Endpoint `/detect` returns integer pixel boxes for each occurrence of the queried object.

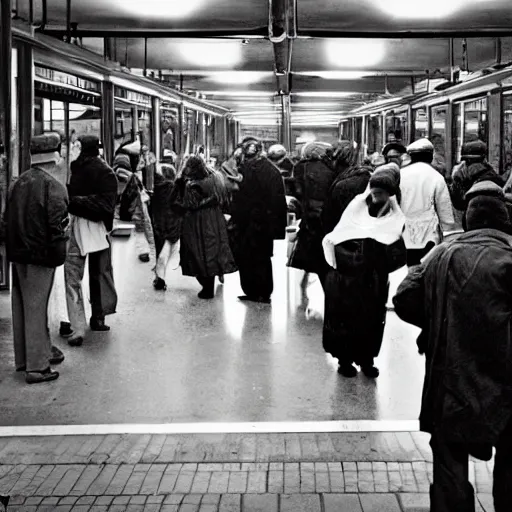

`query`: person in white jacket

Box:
[400,138,455,267]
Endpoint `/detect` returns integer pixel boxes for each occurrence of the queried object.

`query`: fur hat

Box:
[465,180,505,202]
[465,195,510,232]
[30,133,62,165]
[461,140,487,160]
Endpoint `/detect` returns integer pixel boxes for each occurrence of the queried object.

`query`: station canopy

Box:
[16,0,512,126]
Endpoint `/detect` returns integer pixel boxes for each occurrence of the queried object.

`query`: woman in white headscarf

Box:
[322,163,406,379]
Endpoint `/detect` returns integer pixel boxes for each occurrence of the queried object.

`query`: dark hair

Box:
[183,156,209,181]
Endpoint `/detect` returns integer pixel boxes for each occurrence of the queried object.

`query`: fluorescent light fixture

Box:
[293,91,357,98]
[374,0,492,19]
[205,91,276,97]
[299,71,368,80]
[325,40,385,68]
[176,40,243,68]
[205,72,271,85]
[121,0,204,18]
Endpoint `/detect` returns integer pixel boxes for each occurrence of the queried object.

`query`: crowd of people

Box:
[1,129,512,511]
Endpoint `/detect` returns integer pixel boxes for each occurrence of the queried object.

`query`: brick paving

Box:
[0,433,496,511]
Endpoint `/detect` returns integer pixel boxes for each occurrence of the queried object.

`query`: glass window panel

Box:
[367,115,382,154]
[454,103,462,162]
[138,109,153,152]
[503,95,512,181]
[430,105,447,175]
[161,109,178,157]
[385,112,407,144]
[413,108,428,140]
[114,105,134,152]
[463,97,488,148]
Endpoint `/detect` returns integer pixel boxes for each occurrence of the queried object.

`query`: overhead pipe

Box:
[66,0,72,43]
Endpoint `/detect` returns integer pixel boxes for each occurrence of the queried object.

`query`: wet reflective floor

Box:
[0,235,423,426]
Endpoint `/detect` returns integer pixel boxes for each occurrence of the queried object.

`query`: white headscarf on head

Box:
[322,186,405,269]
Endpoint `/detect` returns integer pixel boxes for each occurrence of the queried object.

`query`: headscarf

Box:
[182,155,209,181]
[241,138,263,159]
[322,185,405,269]
[369,163,401,197]
[267,144,287,162]
[464,195,510,233]
[332,140,357,168]
[301,141,333,161]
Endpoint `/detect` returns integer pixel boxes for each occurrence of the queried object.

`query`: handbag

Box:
[72,215,109,257]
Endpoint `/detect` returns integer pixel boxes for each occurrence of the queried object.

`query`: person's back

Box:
[6,167,68,268]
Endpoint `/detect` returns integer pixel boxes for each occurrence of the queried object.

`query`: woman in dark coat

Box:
[288,141,336,287]
[322,164,406,379]
[171,156,237,299]
[322,141,372,235]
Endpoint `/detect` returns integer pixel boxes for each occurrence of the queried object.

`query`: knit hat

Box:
[382,142,406,156]
[465,195,510,232]
[267,144,287,161]
[461,140,487,160]
[369,163,401,196]
[30,132,62,165]
[407,138,434,154]
[114,153,132,171]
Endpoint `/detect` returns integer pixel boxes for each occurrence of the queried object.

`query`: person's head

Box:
[267,144,287,163]
[464,195,511,233]
[79,135,101,158]
[461,140,487,165]
[30,132,63,172]
[369,163,401,205]
[182,155,209,181]
[407,138,434,165]
[301,141,334,162]
[332,140,357,172]
[464,180,505,203]
[241,137,263,160]
[162,149,177,165]
[382,142,407,167]
[158,163,177,182]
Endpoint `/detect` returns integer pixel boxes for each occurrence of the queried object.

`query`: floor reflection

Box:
[0,234,424,426]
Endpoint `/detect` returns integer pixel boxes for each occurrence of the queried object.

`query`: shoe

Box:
[198,289,214,299]
[138,253,150,263]
[16,345,65,372]
[50,345,65,365]
[26,368,59,384]
[238,295,271,304]
[338,364,358,378]
[153,277,167,291]
[68,336,84,347]
[59,321,74,338]
[90,318,110,331]
[362,366,380,378]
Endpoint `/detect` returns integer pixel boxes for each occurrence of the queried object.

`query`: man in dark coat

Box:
[393,194,512,512]
[230,138,287,303]
[2,133,69,384]
[61,135,118,346]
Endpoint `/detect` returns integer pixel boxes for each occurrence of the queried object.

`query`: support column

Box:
[280,93,291,152]
[104,38,115,61]
[199,112,206,149]
[101,81,115,166]
[445,102,454,178]
[488,92,502,173]
[132,106,138,142]
[152,96,160,161]
[0,0,12,290]
[223,116,230,158]
[177,103,185,156]
[18,42,33,177]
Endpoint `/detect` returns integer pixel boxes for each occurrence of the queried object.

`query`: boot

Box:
[90,317,110,331]
[26,368,59,384]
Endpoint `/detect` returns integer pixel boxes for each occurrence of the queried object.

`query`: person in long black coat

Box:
[288,141,336,288]
[230,139,287,303]
[322,164,405,379]
[171,156,237,299]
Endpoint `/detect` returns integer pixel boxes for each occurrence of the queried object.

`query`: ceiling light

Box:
[325,40,385,68]
[205,91,276,97]
[175,41,242,68]
[294,92,357,98]
[374,0,492,19]
[121,0,204,18]
[299,71,368,80]
[205,72,271,85]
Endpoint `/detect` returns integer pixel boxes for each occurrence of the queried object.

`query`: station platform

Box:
[0,234,495,511]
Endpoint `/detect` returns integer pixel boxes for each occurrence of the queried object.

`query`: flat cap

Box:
[407,138,434,154]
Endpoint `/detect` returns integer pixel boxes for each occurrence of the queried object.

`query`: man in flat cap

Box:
[382,142,407,168]
[61,135,118,346]
[400,138,455,267]
[2,133,69,384]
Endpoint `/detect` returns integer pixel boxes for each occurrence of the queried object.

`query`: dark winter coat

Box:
[288,159,336,274]
[393,229,512,444]
[322,166,372,235]
[172,174,237,278]
[151,173,181,249]
[4,167,69,267]
[68,156,118,232]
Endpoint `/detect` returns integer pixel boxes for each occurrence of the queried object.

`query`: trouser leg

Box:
[64,231,88,338]
[141,200,156,262]
[88,242,117,320]
[11,264,26,370]
[429,435,475,512]
[16,263,55,372]
[493,418,512,512]
[197,276,215,296]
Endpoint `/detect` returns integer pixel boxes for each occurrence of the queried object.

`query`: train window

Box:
[114,106,134,152]
[413,108,428,140]
[385,112,407,144]
[464,98,488,145]
[68,103,102,164]
[503,95,512,180]
[354,117,363,148]
[430,105,448,174]
[161,109,178,157]
[367,115,383,154]
[138,109,153,152]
